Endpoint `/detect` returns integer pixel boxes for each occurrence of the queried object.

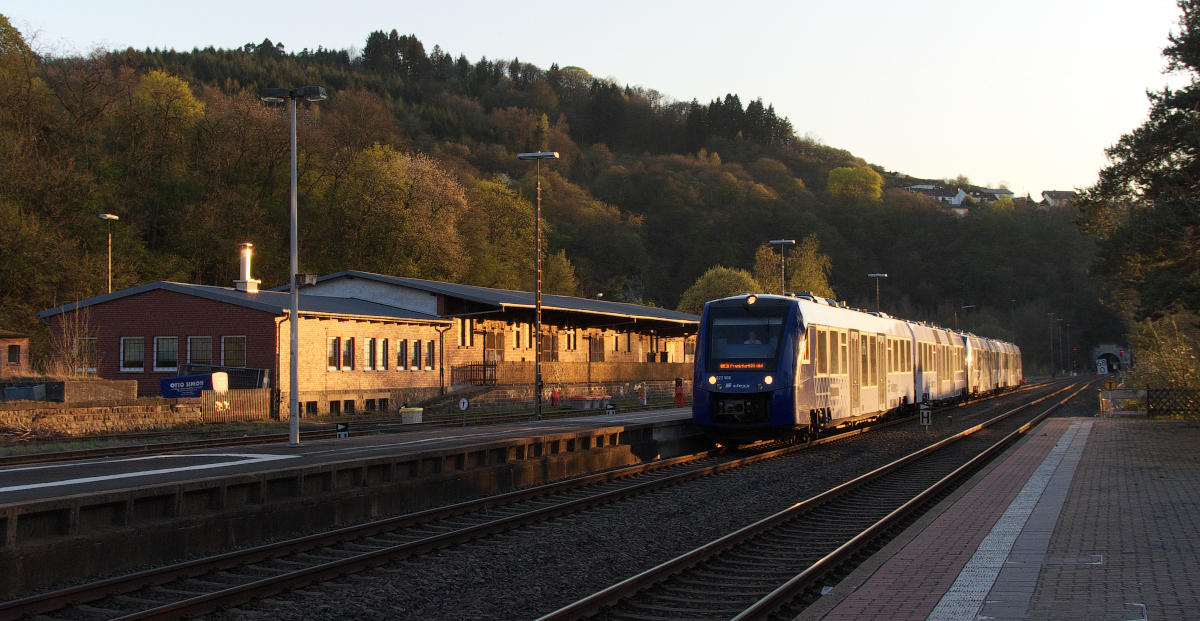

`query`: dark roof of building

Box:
[1042,190,1078,200]
[38,281,449,323]
[907,186,957,198]
[307,271,700,324]
[0,329,28,338]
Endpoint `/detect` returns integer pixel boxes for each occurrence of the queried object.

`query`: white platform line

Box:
[0,454,299,494]
[925,420,1090,621]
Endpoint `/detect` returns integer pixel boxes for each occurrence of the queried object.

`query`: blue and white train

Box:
[692,293,1022,444]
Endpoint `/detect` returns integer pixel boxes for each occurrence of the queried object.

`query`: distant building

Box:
[1041,190,1078,207]
[38,263,699,414]
[0,330,30,378]
[905,185,961,204]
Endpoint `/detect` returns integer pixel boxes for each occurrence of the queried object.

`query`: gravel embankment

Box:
[209,383,1092,621]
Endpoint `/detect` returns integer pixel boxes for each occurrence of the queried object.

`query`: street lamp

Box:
[99,214,119,294]
[1047,312,1055,377]
[868,274,888,312]
[260,85,327,447]
[1010,299,1016,344]
[957,305,975,330]
[517,151,560,421]
[768,240,795,295]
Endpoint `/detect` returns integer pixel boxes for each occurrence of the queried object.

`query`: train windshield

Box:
[705,304,790,372]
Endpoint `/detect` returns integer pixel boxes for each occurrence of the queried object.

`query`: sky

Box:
[5,0,1185,200]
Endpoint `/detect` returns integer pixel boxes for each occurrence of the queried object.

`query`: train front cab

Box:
[692,295,803,442]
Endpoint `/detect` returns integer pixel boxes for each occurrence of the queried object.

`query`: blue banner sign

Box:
[161,373,227,398]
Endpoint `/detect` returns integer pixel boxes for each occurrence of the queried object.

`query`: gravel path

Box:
[208,384,1088,621]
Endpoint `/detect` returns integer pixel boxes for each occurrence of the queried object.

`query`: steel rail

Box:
[0,380,1064,621]
[533,380,1084,621]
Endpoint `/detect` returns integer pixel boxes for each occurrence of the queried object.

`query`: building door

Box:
[849,330,861,414]
[878,336,887,407]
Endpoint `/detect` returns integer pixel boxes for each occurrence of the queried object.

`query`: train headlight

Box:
[747,294,757,304]
[764,375,774,385]
[708,375,717,385]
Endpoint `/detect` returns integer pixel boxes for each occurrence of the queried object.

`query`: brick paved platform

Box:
[799,417,1200,621]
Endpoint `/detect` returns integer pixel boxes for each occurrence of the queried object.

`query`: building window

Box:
[457,318,474,347]
[154,337,179,372]
[327,337,341,370]
[514,323,521,349]
[527,323,533,349]
[75,338,97,373]
[188,337,212,365]
[341,337,355,370]
[366,338,377,371]
[222,336,247,368]
[381,339,389,370]
[425,340,435,370]
[625,332,632,352]
[120,337,144,372]
[411,340,422,369]
[6,344,19,365]
[397,339,408,370]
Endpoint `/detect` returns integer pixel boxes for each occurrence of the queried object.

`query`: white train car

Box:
[797,297,916,426]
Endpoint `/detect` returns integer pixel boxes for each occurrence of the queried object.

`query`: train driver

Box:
[744,331,763,345]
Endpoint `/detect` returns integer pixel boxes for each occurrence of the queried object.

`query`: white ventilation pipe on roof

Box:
[234,243,261,293]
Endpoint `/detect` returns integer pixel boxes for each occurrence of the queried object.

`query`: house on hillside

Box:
[1041,190,1078,207]
[904,185,962,204]
[39,260,699,415]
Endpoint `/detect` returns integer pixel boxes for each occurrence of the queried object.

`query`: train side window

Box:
[839,332,848,375]
[803,327,813,363]
[817,329,828,375]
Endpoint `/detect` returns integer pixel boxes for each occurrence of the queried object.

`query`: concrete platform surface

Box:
[801,417,1200,621]
[0,408,690,504]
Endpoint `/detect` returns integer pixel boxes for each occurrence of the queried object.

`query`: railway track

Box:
[536,380,1091,621]
[0,380,1068,621]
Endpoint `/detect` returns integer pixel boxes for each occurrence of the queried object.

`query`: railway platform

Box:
[800,414,1200,621]
[0,407,699,596]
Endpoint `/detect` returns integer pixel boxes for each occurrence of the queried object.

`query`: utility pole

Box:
[868,274,888,312]
[769,240,795,294]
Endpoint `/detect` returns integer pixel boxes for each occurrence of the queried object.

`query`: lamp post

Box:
[1047,312,1055,377]
[517,151,560,421]
[958,305,975,330]
[868,274,888,312]
[260,85,327,446]
[1010,299,1016,343]
[769,239,795,295]
[1057,318,1064,375]
[99,214,119,294]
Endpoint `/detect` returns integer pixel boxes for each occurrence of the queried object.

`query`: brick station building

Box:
[39,270,699,415]
[0,329,31,379]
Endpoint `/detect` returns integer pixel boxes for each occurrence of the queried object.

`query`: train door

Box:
[849,330,861,414]
[877,335,887,408]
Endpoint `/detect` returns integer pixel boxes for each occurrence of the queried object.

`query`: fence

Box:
[452,361,692,387]
[1147,388,1200,417]
[201,388,274,423]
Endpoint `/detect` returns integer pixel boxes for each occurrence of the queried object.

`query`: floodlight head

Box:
[259,87,290,103]
[868,273,888,278]
[296,86,327,102]
[769,239,796,245]
[99,213,119,221]
[517,151,560,160]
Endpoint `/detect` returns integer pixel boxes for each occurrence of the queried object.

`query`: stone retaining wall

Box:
[0,403,203,436]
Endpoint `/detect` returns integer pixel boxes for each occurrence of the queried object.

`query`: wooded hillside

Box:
[0,19,1117,374]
